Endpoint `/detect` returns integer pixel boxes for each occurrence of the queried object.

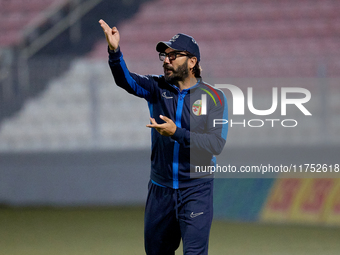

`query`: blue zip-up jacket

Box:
[108,47,228,189]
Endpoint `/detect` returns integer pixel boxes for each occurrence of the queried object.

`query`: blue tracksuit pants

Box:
[144,180,214,255]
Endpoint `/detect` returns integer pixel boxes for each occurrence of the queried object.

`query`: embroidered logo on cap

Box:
[170,34,180,42]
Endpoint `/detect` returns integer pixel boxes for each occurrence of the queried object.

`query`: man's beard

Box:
[163,60,189,85]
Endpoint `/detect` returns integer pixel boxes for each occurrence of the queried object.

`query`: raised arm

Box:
[99,19,156,101]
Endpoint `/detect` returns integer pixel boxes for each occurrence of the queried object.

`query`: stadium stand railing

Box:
[0,0,105,122]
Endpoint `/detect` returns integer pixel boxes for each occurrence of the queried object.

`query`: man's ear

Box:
[189,56,197,69]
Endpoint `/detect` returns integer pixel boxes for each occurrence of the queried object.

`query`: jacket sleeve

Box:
[108,47,155,101]
[171,91,228,155]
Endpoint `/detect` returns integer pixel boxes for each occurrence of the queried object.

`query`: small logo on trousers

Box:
[190,212,204,218]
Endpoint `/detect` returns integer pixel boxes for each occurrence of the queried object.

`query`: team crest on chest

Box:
[192,100,202,116]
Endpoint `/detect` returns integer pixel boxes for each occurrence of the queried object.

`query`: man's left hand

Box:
[146,115,177,136]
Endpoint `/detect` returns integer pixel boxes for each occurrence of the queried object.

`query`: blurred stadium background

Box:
[1,0,340,254]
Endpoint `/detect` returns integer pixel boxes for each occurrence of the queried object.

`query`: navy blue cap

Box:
[156,33,200,62]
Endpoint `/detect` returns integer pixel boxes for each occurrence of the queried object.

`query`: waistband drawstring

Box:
[174,189,183,220]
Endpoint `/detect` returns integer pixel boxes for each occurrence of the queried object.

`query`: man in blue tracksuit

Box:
[100,19,228,255]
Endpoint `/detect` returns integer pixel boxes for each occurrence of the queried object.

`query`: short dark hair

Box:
[191,61,202,78]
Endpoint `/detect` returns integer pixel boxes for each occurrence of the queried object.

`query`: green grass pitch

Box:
[1,206,340,255]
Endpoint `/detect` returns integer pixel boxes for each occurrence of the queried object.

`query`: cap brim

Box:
[156,41,173,53]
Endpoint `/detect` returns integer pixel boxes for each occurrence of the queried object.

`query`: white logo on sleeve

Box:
[190,212,204,218]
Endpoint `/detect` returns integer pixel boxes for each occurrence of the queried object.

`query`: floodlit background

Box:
[1,0,340,254]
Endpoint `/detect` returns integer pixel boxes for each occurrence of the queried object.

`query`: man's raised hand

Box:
[99,19,120,51]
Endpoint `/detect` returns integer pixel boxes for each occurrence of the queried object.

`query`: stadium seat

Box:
[0,0,60,47]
